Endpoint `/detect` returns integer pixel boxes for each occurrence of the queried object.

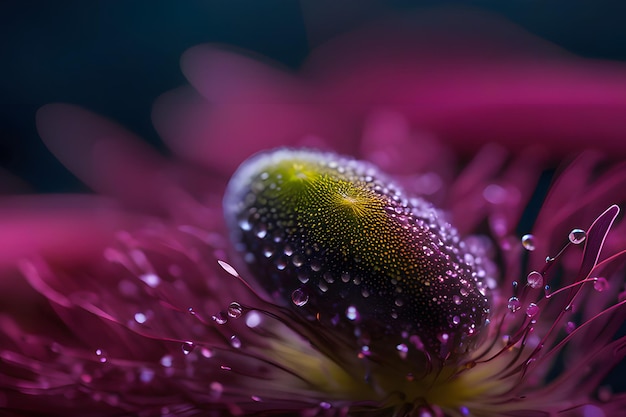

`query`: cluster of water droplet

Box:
[64,228,272,411]
[511,228,593,318]
[494,223,618,354]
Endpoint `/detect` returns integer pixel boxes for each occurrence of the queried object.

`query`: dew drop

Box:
[525,303,540,318]
[319,402,332,410]
[139,273,160,288]
[452,295,462,305]
[346,305,360,321]
[227,302,243,318]
[182,341,195,355]
[251,395,262,402]
[526,271,543,289]
[239,219,252,231]
[255,225,267,239]
[521,234,536,251]
[230,335,242,349]
[201,347,214,358]
[507,296,521,313]
[568,228,587,245]
[292,255,304,267]
[134,312,147,324]
[95,348,107,363]
[310,260,322,272]
[275,259,287,270]
[358,345,370,358]
[209,381,224,400]
[245,311,262,328]
[544,285,551,296]
[451,315,461,325]
[291,288,309,306]
[396,343,409,359]
[160,355,173,367]
[565,321,576,334]
[212,311,228,325]
[593,277,609,292]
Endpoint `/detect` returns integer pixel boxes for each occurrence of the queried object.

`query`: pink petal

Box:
[0,195,136,265]
[36,104,203,217]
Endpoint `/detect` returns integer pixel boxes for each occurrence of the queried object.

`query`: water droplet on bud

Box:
[291,288,309,306]
[346,305,360,321]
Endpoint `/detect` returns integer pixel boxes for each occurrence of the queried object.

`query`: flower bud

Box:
[224,149,490,360]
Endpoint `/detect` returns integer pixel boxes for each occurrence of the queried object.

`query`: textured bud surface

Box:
[224,149,491,360]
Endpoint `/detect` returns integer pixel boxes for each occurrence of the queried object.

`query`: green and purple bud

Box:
[224,149,491,361]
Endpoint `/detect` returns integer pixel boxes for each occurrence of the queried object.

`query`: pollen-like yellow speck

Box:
[332,187,374,217]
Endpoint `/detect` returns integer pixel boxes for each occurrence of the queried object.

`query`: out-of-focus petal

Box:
[36,104,216,222]
[154,47,360,174]
[158,8,626,177]
[0,195,137,265]
[305,11,626,156]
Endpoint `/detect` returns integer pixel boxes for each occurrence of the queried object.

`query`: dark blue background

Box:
[1,0,626,191]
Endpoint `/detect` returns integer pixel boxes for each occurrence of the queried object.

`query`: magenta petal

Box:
[0,195,135,265]
[303,11,626,157]
[577,205,620,280]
